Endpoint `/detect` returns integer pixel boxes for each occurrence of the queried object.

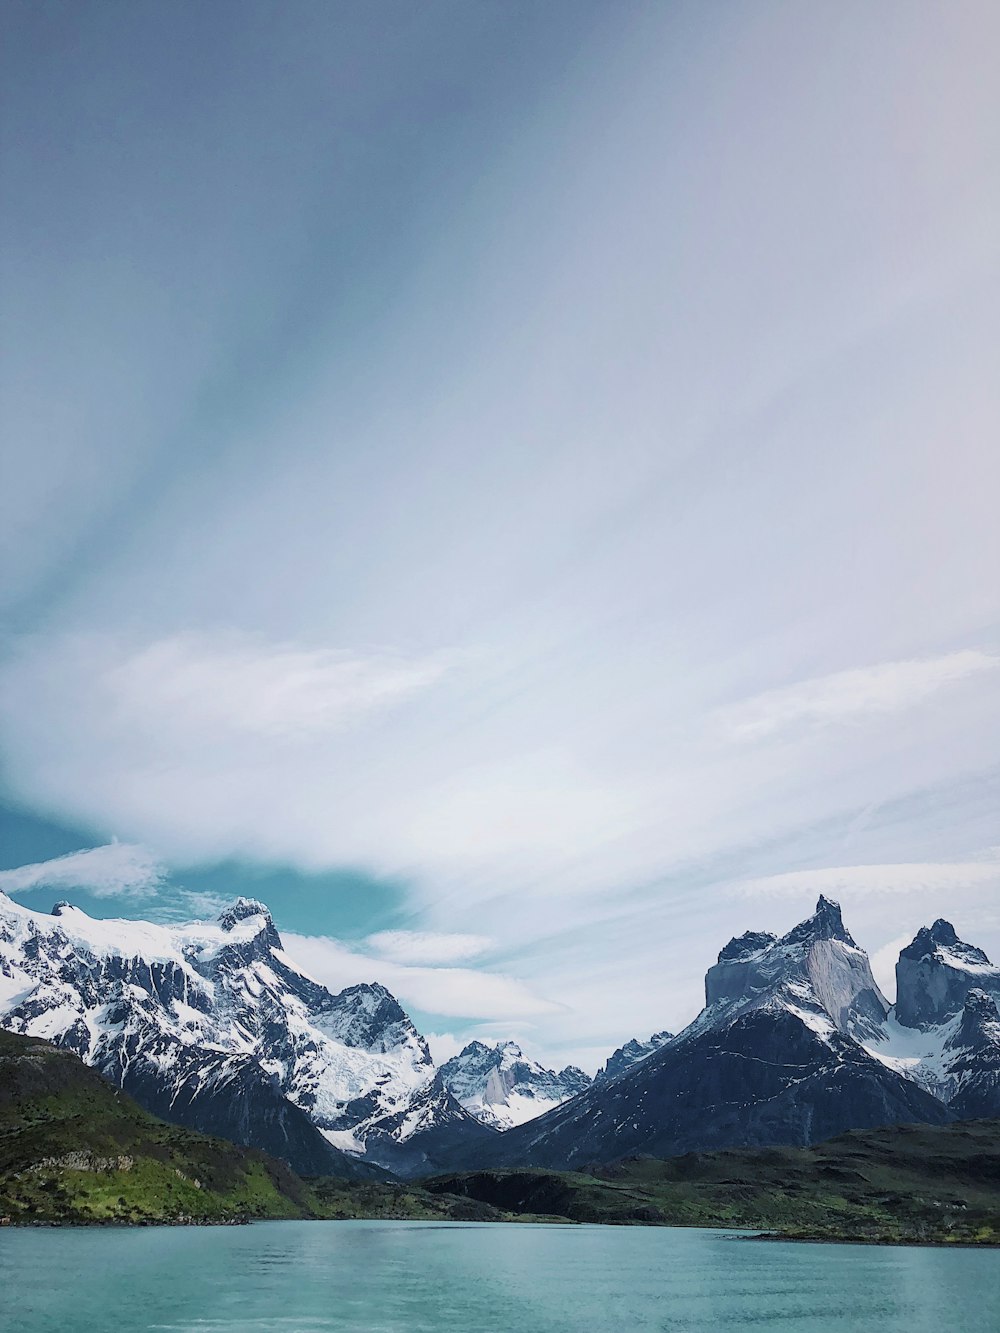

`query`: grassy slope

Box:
[425,1119,1000,1244]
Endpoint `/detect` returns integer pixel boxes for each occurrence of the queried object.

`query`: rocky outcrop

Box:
[595,1031,673,1083]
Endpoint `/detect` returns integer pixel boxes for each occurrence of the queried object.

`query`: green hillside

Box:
[0,1029,323,1224]
[425,1118,1000,1244]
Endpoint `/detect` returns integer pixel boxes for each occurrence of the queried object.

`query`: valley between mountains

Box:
[2,887,1000,1239]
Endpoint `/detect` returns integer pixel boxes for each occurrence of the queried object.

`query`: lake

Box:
[2,1221,999,1333]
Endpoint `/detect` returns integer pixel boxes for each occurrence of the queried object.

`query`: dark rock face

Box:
[107,1039,374,1178]
[895,920,1000,1029]
[943,990,1000,1119]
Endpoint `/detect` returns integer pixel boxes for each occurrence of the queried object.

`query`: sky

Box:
[1,0,998,1072]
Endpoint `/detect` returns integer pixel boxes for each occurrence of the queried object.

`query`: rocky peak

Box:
[956,987,1000,1037]
[717,931,778,963]
[899,919,991,967]
[217,897,273,929]
[704,897,887,1042]
[214,897,282,953]
[51,901,76,916]
[596,1031,674,1083]
[782,896,857,948]
[439,1040,593,1130]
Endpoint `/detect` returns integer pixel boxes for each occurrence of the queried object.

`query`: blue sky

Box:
[1,1,998,1070]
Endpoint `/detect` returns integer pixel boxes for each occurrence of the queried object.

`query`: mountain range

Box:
[2,889,999,1177]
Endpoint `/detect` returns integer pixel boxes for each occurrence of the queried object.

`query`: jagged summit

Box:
[894,918,1000,1030]
[704,896,887,1043]
[217,897,274,929]
[0,892,465,1176]
[783,895,857,948]
[595,1030,673,1083]
[718,930,778,962]
[214,897,282,952]
[51,900,76,916]
[899,919,992,967]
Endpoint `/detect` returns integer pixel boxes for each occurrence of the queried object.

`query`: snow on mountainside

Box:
[863,919,1000,1117]
[439,1040,592,1129]
[0,891,488,1176]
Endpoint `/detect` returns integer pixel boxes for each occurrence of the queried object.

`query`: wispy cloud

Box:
[0,842,165,898]
[730,858,1000,900]
[365,930,491,965]
[717,652,999,744]
[285,931,561,1021]
[107,632,451,741]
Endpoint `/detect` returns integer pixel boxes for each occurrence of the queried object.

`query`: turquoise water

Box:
[2,1221,999,1333]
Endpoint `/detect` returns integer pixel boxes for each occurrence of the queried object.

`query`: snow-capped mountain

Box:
[439,1040,592,1129]
[863,919,1000,1117]
[0,892,490,1176]
[701,894,890,1043]
[595,1030,673,1083]
[456,897,953,1172]
[893,918,1000,1029]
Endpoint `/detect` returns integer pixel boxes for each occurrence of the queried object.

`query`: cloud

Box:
[365,930,491,965]
[106,632,451,741]
[0,842,165,898]
[717,652,999,743]
[730,859,1000,900]
[869,932,914,999]
[284,931,561,1021]
[424,1032,467,1064]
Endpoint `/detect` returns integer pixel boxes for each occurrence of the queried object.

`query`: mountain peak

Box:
[51,901,78,916]
[217,896,272,928]
[899,920,991,967]
[782,895,856,948]
[717,930,777,963]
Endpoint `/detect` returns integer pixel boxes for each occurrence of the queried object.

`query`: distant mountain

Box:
[595,1031,673,1083]
[440,1040,592,1129]
[864,919,1000,1119]
[453,897,953,1171]
[894,918,1000,1029]
[0,892,491,1177]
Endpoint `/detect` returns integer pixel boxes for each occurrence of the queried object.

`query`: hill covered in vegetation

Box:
[426,1118,1000,1244]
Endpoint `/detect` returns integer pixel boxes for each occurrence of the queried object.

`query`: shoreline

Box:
[5,1214,1000,1248]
